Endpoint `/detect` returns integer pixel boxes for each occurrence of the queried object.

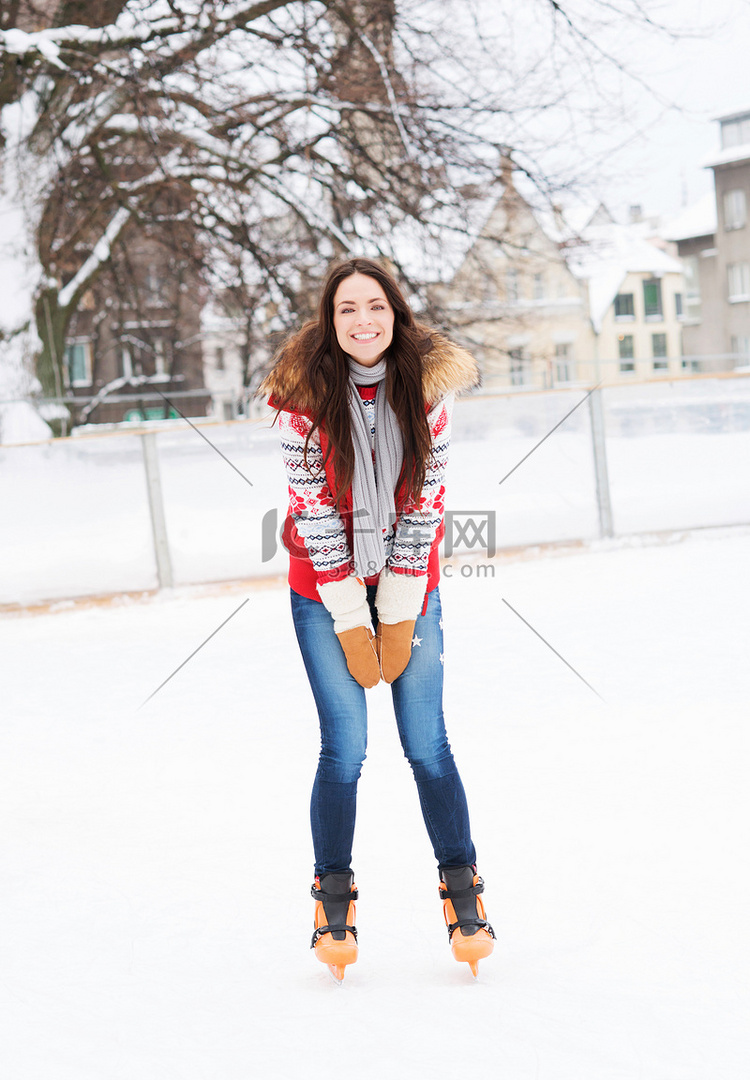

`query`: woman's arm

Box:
[278,409,353,582]
[388,393,453,577]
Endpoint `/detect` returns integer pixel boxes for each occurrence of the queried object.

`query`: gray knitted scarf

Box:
[347,357,404,577]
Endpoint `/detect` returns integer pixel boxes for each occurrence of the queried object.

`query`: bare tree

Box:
[1,0,704,412]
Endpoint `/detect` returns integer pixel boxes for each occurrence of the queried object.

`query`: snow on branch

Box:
[258,175,354,252]
[0,19,180,58]
[358,32,418,162]
[57,206,131,309]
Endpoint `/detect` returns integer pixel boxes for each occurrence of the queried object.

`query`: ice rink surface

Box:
[2,528,749,1079]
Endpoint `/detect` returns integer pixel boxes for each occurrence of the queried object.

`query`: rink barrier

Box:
[141,431,174,589]
[588,388,614,538]
[2,372,749,606]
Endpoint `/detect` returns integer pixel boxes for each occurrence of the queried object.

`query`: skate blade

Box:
[327,964,346,985]
[468,960,479,979]
[451,928,494,970]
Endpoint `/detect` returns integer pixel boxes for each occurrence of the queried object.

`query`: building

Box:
[437,165,687,388]
[664,107,750,369]
[566,217,686,382]
[433,169,595,390]
[62,223,210,428]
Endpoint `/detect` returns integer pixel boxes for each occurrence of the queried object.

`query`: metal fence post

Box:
[588,387,614,538]
[141,431,174,588]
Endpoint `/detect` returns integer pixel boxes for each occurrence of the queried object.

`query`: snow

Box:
[701,141,750,169]
[662,193,718,243]
[1,527,748,1078]
[567,224,684,332]
[56,206,132,308]
[0,94,53,444]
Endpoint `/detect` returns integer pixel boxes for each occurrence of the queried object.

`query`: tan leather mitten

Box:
[317,577,380,688]
[374,569,428,683]
[375,619,416,683]
[336,625,381,688]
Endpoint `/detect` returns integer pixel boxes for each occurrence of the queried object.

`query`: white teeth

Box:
[352,332,377,340]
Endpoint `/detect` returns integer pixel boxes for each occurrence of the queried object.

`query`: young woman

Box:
[262,257,494,981]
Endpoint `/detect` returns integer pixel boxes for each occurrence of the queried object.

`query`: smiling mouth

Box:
[351,332,379,341]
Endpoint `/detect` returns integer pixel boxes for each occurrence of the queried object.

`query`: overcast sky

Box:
[597,0,750,221]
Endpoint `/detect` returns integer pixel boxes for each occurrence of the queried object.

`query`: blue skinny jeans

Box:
[290,583,477,876]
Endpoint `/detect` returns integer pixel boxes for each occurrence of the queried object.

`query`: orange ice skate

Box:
[439,865,495,978]
[311,871,358,984]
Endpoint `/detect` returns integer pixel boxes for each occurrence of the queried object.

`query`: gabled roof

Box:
[566,223,683,332]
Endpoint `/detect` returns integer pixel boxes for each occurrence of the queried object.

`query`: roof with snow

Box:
[662,193,717,242]
[702,142,750,169]
[566,223,683,333]
[536,202,615,245]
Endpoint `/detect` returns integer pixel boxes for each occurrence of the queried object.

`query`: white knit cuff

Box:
[374,569,427,624]
[317,577,372,634]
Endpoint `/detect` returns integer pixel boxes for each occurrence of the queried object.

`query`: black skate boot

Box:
[311,870,358,983]
[439,865,495,977]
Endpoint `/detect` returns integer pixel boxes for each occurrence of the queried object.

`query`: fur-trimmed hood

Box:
[260,326,480,415]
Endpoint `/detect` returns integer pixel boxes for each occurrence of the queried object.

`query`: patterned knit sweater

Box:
[278,386,452,588]
[262,330,479,602]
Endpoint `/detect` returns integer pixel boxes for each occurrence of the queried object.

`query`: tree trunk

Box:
[35,286,69,398]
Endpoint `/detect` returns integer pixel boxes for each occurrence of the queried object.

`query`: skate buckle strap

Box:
[446,917,496,941]
[439,876,485,901]
[310,924,358,949]
[311,884,359,901]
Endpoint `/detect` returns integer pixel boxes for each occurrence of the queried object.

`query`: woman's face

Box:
[332,273,395,367]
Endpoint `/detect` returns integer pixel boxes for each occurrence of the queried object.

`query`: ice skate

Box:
[311,871,358,983]
[439,865,495,978]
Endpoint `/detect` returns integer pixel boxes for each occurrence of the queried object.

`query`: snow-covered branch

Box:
[57,206,132,308]
[359,32,417,161]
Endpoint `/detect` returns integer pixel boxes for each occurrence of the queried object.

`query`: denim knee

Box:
[406,745,457,784]
[316,748,366,785]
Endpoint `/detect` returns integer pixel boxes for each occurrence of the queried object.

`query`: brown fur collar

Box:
[260,326,480,415]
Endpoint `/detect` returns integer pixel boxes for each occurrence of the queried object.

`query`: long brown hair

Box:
[275,257,433,510]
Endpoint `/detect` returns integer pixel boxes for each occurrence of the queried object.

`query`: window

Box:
[643,279,663,319]
[618,334,635,374]
[675,292,683,318]
[509,348,528,385]
[728,262,750,301]
[731,335,750,360]
[64,341,92,386]
[533,272,546,301]
[682,256,701,320]
[154,338,168,375]
[652,333,668,370]
[146,264,165,303]
[506,268,519,304]
[554,343,573,383]
[721,116,750,150]
[723,189,747,231]
[614,293,635,319]
[215,346,225,371]
[121,346,133,379]
[125,406,179,422]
